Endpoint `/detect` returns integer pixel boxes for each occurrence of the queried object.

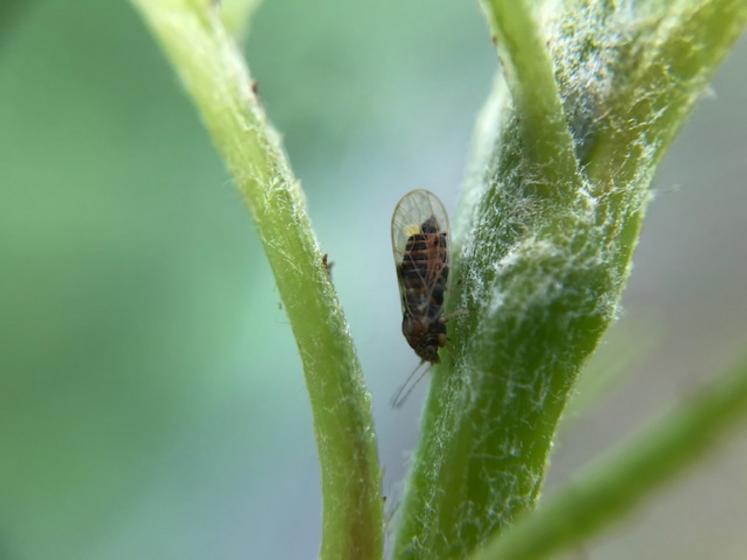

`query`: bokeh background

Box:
[1,2,746,559]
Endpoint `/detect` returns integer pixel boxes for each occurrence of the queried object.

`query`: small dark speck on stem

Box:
[322,253,336,279]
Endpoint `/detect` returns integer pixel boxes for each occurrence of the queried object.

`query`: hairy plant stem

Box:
[130,2,383,558]
[393,2,745,558]
[471,358,747,560]
[480,0,579,192]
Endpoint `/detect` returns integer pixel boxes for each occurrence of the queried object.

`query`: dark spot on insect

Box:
[251,80,259,96]
[491,34,497,46]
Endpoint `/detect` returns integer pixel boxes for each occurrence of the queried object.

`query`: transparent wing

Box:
[391,189,449,262]
[390,189,450,313]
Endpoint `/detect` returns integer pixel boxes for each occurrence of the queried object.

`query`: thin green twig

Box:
[129,2,383,558]
[480,0,580,194]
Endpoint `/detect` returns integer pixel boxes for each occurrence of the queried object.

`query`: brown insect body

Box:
[399,216,448,362]
[392,190,450,365]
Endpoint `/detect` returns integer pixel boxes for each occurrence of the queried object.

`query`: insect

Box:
[390,189,450,407]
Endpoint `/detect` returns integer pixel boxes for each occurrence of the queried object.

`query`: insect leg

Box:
[390,360,431,409]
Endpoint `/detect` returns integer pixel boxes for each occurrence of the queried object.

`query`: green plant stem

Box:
[471,358,747,560]
[585,0,747,285]
[130,2,383,559]
[480,0,579,193]
[393,3,588,557]
[394,2,744,559]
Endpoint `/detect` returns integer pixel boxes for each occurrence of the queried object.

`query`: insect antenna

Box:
[390,360,431,409]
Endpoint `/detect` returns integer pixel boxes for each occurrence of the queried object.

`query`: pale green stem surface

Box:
[130,2,383,559]
[471,358,747,560]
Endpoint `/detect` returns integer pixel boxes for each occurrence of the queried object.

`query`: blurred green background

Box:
[0,2,745,559]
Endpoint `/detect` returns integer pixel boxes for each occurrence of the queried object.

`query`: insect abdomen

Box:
[400,229,448,318]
